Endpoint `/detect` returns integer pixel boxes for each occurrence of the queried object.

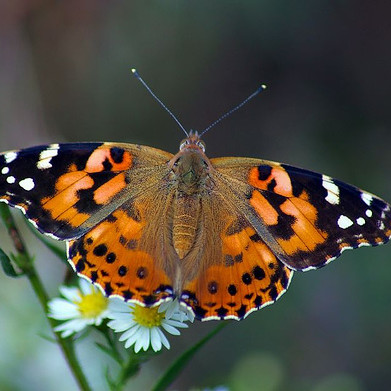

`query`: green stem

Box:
[0,204,92,391]
[152,323,228,391]
[115,353,141,391]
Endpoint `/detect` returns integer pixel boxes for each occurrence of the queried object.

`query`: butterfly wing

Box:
[0,142,172,239]
[211,157,391,271]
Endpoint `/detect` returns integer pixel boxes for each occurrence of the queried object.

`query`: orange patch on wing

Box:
[58,207,90,227]
[249,166,293,197]
[338,242,351,250]
[94,173,127,205]
[55,172,89,192]
[249,190,279,225]
[42,175,94,219]
[111,208,145,240]
[277,195,328,255]
[85,148,132,173]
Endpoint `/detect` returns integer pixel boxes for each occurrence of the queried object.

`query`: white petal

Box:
[161,322,181,336]
[106,311,134,321]
[107,318,136,332]
[157,327,170,350]
[108,299,133,313]
[134,327,150,352]
[159,299,176,317]
[57,328,74,338]
[54,318,87,336]
[150,327,162,351]
[124,331,140,349]
[93,316,104,326]
[164,319,189,329]
[59,286,81,302]
[118,325,140,342]
[48,299,79,320]
[141,328,151,351]
[79,279,93,295]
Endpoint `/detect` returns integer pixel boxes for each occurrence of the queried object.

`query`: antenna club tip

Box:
[260,84,267,90]
[131,68,139,77]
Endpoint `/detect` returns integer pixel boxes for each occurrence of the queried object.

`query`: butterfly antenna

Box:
[200,84,267,137]
[131,68,189,137]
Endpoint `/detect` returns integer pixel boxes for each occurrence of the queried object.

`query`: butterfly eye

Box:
[179,139,189,150]
[196,140,206,152]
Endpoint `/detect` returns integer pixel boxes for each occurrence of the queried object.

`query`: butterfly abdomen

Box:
[172,194,201,259]
[169,147,212,260]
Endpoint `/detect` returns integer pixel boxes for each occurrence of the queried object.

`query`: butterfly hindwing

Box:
[180,211,293,320]
[67,201,175,306]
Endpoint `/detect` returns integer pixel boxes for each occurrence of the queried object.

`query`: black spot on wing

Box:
[110,147,125,164]
[270,214,296,240]
[257,165,272,181]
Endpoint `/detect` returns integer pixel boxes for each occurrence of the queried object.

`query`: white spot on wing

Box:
[1,167,9,175]
[4,152,17,164]
[365,209,373,217]
[337,215,354,229]
[361,192,373,206]
[322,175,340,205]
[356,217,366,226]
[19,178,35,191]
[37,144,60,170]
[6,176,15,184]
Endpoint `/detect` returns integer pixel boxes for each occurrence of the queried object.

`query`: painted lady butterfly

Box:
[1,76,390,321]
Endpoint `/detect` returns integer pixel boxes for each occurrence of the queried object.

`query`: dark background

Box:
[1,1,391,390]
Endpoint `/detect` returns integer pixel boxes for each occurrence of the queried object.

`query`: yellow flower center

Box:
[132,305,165,328]
[77,291,108,319]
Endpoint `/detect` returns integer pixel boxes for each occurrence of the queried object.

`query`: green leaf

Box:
[25,219,67,263]
[0,248,22,277]
[151,322,228,391]
[38,333,58,344]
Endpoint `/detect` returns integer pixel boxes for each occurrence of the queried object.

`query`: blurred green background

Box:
[1,1,391,390]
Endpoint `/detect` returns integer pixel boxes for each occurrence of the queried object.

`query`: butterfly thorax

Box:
[169,136,212,259]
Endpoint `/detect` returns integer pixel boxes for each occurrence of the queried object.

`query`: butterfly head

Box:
[168,131,211,194]
[179,130,206,153]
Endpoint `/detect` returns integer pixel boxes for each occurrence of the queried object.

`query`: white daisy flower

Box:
[48,279,110,338]
[107,299,191,353]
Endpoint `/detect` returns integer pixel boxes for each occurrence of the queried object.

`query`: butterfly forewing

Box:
[0,143,172,240]
[212,157,391,271]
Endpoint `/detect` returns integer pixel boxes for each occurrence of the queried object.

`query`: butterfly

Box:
[1,71,390,321]
[0,131,390,321]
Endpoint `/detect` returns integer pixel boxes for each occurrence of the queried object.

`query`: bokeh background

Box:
[1,1,391,390]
